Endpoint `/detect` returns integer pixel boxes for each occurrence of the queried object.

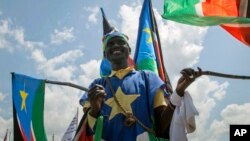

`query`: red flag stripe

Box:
[153,37,166,82]
[221,24,250,46]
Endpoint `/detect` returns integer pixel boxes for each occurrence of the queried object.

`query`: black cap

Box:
[101,7,116,36]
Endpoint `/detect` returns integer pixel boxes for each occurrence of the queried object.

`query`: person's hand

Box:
[176,68,202,97]
[88,84,106,117]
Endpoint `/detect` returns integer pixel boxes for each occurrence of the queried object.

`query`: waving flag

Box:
[134,0,172,93]
[73,109,103,141]
[12,73,47,141]
[162,0,250,47]
[73,113,93,141]
[61,110,78,141]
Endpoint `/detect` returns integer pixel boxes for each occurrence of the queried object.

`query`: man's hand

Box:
[176,68,202,97]
[88,84,106,117]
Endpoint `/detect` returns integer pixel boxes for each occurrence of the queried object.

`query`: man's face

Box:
[104,36,130,62]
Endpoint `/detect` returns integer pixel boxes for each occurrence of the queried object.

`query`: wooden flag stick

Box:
[45,79,88,92]
[201,70,250,80]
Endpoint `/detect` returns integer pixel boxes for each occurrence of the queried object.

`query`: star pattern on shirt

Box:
[105,87,140,120]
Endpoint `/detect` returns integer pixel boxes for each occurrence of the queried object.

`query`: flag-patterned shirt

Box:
[85,67,168,141]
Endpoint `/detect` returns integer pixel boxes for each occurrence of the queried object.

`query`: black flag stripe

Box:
[13,102,24,141]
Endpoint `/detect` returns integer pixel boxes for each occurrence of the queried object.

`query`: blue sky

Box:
[0,0,250,140]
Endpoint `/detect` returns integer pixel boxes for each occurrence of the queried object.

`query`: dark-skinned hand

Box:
[88,84,106,118]
[176,67,202,97]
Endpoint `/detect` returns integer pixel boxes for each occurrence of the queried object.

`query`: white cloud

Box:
[184,76,229,141]
[0,20,11,49]
[30,49,87,139]
[79,59,101,87]
[50,27,75,45]
[0,92,6,102]
[37,49,84,81]
[0,20,9,34]
[220,103,250,123]
[188,103,250,141]
[157,21,207,76]
[31,49,47,63]
[0,117,12,140]
[0,19,45,51]
[120,5,141,48]
[0,11,2,15]
[43,85,83,139]
[0,92,13,140]
[0,91,12,140]
[84,6,99,24]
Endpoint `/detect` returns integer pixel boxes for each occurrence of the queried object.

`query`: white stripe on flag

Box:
[222,23,250,27]
[195,1,204,17]
[31,121,36,141]
[239,0,249,17]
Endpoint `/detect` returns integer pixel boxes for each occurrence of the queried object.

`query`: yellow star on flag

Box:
[105,87,140,120]
[143,28,153,44]
[20,90,28,111]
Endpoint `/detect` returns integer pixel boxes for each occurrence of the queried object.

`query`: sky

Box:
[0,0,250,140]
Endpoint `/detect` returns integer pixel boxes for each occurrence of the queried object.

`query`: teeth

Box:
[113,50,121,54]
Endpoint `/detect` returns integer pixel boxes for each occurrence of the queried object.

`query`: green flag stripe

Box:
[94,116,103,141]
[136,58,158,74]
[32,81,47,141]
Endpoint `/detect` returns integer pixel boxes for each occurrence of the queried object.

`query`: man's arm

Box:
[153,90,177,138]
[154,68,201,138]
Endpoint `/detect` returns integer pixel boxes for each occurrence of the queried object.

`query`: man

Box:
[80,31,201,141]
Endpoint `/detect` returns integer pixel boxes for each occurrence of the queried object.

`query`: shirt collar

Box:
[109,66,134,79]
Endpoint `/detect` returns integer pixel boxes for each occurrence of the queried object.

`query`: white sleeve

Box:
[170,91,199,141]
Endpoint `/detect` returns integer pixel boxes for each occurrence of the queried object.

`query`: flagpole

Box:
[148,0,173,93]
[201,70,250,80]
[45,79,88,92]
[11,72,89,92]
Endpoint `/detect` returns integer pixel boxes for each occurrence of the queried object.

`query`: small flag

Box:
[73,109,103,141]
[73,109,93,141]
[162,0,250,47]
[61,110,79,141]
[12,73,47,141]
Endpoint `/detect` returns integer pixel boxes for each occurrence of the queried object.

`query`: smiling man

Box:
[78,31,201,141]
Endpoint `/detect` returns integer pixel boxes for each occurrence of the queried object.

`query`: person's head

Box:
[103,32,131,65]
